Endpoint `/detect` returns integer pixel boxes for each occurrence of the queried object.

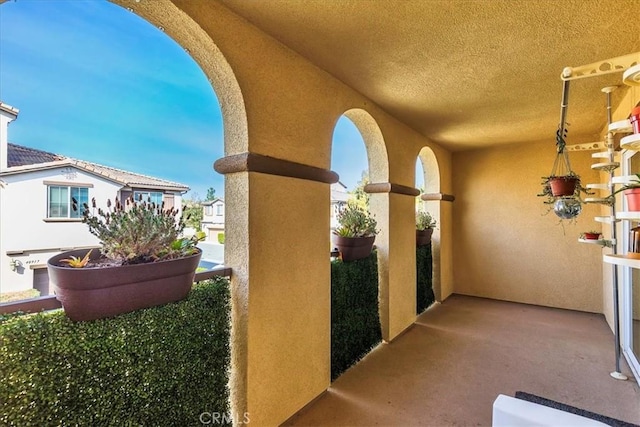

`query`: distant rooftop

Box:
[4,143,189,192]
[0,102,20,117]
[8,143,63,167]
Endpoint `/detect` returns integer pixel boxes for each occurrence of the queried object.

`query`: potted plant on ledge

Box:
[47,195,204,321]
[332,202,378,262]
[613,173,640,211]
[580,231,601,240]
[416,211,436,246]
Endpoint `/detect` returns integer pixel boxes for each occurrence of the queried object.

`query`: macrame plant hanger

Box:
[551,78,573,178]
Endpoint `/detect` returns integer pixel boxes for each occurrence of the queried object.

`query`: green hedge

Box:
[0,278,231,426]
[331,251,382,380]
[417,242,434,314]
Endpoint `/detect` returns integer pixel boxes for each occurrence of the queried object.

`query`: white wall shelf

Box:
[591,162,620,171]
[612,175,638,185]
[623,63,640,86]
[586,183,609,191]
[579,238,614,247]
[595,215,619,223]
[604,254,640,268]
[592,151,619,160]
[609,119,632,134]
[621,134,640,151]
[614,211,640,221]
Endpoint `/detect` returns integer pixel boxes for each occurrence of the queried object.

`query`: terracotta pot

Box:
[630,106,640,134]
[582,232,600,240]
[416,229,434,246]
[332,235,375,262]
[624,188,640,211]
[48,248,202,321]
[549,176,578,197]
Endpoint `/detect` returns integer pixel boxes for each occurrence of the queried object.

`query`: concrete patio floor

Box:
[284,295,640,426]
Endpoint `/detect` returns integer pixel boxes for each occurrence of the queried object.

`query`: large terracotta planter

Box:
[48,248,202,321]
[416,229,434,246]
[332,235,375,262]
[549,176,578,197]
[625,188,640,211]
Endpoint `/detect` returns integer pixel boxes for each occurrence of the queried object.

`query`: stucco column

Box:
[370,190,419,342]
[225,171,331,426]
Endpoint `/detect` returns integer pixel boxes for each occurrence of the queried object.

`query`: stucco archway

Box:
[106,0,251,417]
[110,0,248,156]
[334,108,396,340]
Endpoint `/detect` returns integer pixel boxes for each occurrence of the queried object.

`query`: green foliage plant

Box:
[416,211,436,231]
[0,278,231,426]
[331,251,381,380]
[182,203,204,231]
[349,170,370,210]
[334,202,378,238]
[537,173,592,205]
[416,244,434,313]
[76,195,205,265]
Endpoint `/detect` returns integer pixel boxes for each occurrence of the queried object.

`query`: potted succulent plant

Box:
[580,231,601,240]
[47,195,204,321]
[332,202,378,261]
[416,211,436,246]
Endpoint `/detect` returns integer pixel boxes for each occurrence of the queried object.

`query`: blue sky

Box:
[0,0,371,199]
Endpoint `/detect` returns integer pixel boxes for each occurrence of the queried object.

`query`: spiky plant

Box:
[75,195,204,265]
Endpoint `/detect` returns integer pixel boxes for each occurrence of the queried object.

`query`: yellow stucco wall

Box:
[452,140,603,312]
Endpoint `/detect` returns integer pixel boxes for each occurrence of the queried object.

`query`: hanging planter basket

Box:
[549,176,578,197]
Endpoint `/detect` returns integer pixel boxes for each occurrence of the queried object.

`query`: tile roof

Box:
[5,143,189,192]
[8,143,63,167]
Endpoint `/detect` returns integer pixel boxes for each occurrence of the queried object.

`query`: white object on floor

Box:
[492,394,608,426]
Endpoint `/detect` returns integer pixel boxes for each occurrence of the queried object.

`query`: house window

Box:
[48,186,89,218]
[133,191,163,205]
[216,204,223,216]
[205,205,213,216]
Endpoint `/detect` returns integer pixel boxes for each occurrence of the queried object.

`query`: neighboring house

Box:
[0,102,190,297]
[330,181,349,231]
[201,198,225,242]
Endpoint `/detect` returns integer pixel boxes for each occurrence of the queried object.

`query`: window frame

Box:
[45,184,91,219]
[133,190,163,205]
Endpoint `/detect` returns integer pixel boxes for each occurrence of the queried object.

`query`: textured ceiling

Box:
[217,0,640,151]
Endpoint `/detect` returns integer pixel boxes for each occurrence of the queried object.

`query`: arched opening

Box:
[329,109,389,379]
[0,0,248,419]
[417,146,442,302]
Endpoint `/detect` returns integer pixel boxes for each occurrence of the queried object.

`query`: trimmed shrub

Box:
[417,242,434,313]
[0,278,231,426]
[331,251,381,380]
